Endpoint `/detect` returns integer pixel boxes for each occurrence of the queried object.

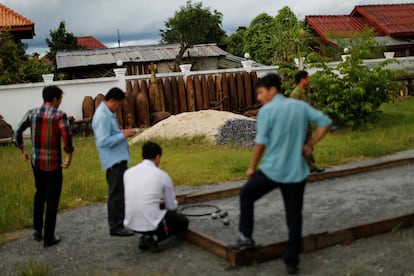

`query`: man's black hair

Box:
[142,141,162,159]
[294,70,309,85]
[43,86,63,103]
[255,73,282,92]
[105,87,126,101]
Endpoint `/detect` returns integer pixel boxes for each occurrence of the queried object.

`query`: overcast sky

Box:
[1,0,413,54]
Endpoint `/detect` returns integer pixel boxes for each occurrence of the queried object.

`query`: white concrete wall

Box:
[0,77,119,129]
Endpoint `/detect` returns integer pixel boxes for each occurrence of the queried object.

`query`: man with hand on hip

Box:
[92,87,137,237]
[230,74,331,274]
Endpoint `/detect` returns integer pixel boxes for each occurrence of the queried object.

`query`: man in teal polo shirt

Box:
[230,73,331,274]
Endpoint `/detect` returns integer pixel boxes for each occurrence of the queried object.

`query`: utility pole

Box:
[117,29,121,48]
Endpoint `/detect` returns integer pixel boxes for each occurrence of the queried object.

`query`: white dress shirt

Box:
[123,159,178,232]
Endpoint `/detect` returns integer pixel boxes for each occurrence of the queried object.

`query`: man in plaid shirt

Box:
[16,85,74,248]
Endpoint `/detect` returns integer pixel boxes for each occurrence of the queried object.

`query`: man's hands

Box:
[21,151,30,162]
[123,128,138,138]
[302,143,313,158]
[61,153,73,169]
[159,198,165,210]
[246,167,256,178]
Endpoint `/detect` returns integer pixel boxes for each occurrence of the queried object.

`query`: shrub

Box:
[310,37,404,128]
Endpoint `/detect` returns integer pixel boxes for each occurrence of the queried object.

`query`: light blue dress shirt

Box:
[92,102,130,170]
[256,94,332,183]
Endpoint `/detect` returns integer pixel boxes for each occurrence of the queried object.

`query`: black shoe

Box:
[311,167,325,173]
[139,235,151,250]
[110,228,134,237]
[229,238,256,250]
[287,265,299,275]
[44,236,60,248]
[33,230,42,242]
[139,235,162,253]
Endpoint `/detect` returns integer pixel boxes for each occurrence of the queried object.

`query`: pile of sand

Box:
[129,110,256,146]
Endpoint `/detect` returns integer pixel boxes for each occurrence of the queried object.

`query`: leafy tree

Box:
[46,21,83,67]
[0,32,26,84]
[224,27,247,57]
[271,7,313,63]
[310,35,404,128]
[24,55,52,83]
[242,7,313,65]
[160,1,226,71]
[0,32,50,84]
[243,13,275,65]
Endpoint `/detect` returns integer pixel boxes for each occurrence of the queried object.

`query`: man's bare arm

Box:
[303,126,330,157]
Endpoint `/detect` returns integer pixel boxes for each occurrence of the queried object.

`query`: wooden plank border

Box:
[177,157,414,205]
[186,213,414,267]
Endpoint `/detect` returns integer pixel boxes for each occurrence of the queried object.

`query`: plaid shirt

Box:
[15,103,74,171]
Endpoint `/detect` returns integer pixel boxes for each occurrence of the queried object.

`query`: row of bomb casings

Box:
[81,71,259,129]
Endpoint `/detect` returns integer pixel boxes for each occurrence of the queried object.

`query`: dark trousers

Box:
[305,126,317,170]
[150,211,189,242]
[32,166,63,241]
[239,170,306,267]
[106,161,128,232]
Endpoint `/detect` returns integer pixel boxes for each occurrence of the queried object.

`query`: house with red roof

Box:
[0,3,34,44]
[306,3,414,57]
[77,36,107,49]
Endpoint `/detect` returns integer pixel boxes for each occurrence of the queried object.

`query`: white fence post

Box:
[114,68,127,92]
[42,74,54,85]
[241,60,254,72]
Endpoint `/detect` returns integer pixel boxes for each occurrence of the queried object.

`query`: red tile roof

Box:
[77,36,107,49]
[352,4,414,37]
[305,15,379,42]
[306,3,414,44]
[0,3,34,35]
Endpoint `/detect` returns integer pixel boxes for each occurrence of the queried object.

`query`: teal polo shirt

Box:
[256,94,331,183]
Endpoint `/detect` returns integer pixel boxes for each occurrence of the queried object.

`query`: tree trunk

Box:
[173,38,189,72]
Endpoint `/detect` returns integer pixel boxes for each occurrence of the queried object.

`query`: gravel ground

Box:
[1,152,414,275]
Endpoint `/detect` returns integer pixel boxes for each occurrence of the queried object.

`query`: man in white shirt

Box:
[123,142,189,252]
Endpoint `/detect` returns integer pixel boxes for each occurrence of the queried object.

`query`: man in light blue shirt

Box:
[230,74,331,275]
[93,87,137,237]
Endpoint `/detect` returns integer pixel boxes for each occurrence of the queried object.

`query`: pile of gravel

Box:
[215,119,256,147]
[129,110,256,146]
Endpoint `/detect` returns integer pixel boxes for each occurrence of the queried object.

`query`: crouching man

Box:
[123,142,189,252]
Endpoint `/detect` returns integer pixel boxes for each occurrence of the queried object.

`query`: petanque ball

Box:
[219,211,228,218]
[211,212,218,219]
[222,218,229,225]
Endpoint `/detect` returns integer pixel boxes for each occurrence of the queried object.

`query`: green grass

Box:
[17,262,51,276]
[316,97,414,166]
[1,97,414,235]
